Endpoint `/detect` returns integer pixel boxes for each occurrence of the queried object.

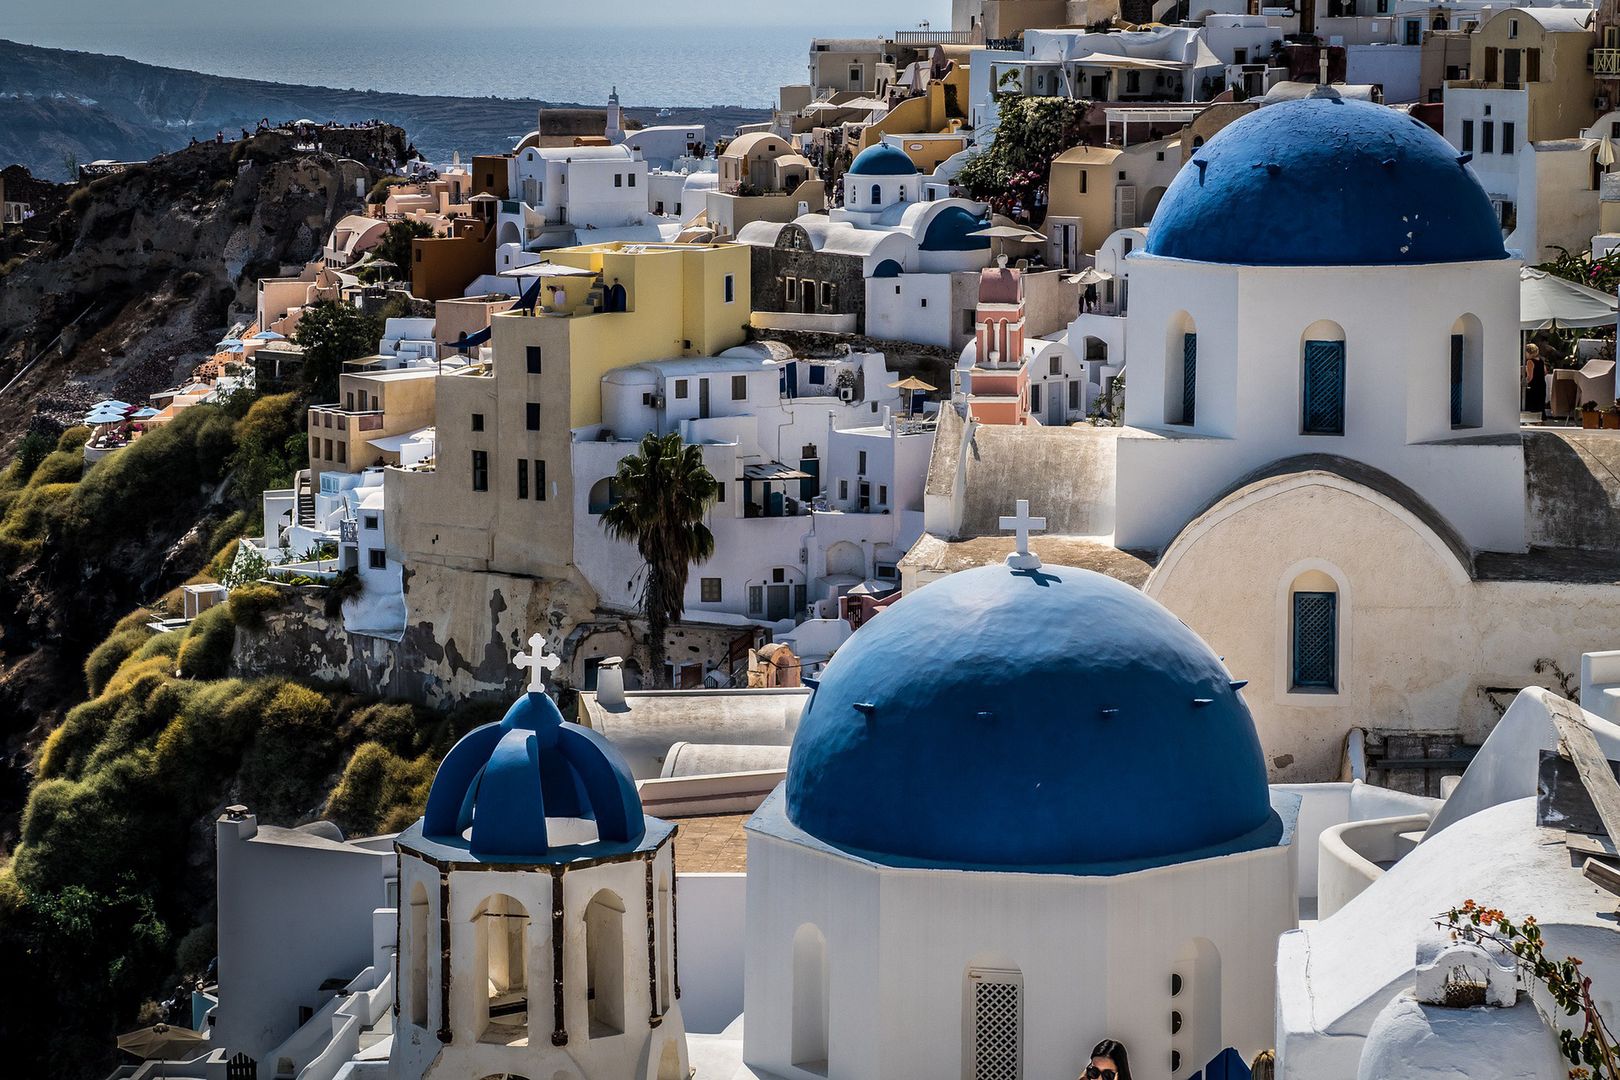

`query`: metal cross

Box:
[999,499,1046,570]
[514,632,561,694]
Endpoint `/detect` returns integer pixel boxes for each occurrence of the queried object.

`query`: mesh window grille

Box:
[1293,591,1337,689]
[1181,333,1197,424]
[972,975,1022,1080]
[1302,339,1345,435]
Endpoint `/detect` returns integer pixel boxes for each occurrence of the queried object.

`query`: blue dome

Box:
[1146,97,1508,266]
[848,143,918,176]
[920,206,992,252]
[785,564,1279,871]
[421,692,644,858]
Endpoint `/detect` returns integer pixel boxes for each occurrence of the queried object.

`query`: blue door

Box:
[1302,339,1345,435]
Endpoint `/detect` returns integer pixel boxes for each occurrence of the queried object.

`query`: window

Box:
[849,64,863,84]
[792,925,829,1069]
[310,437,319,458]
[346,391,355,410]
[628,173,636,187]
[1481,121,1494,154]
[1291,591,1337,690]
[1451,314,1483,428]
[1178,331,1197,425]
[336,442,346,464]
[472,450,489,492]
[1461,120,1474,152]
[857,451,867,474]
[324,438,333,459]
[839,479,849,500]
[724,274,735,303]
[1050,355,1062,376]
[675,379,688,399]
[1302,337,1347,436]
[526,402,540,430]
[517,459,529,499]
[716,482,725,502]
[731,375,747,400]
[368,548,387,569]
[878,484,887,505]
[967,967,1023,1080]
[472,413,485,432]
[1502,122,1515,154]
[701,577,722,602]
[920,297,928,308]
[1484,46,1498,81]
[534,459,546,499]
[748,585,764,614]
[786,278,798,302]
[364,514,378,530]
[614,173,623,187]
[871,183,883,205]
[526,346,542,374]
[1526,47,1540,81]
[1507,17,1518,38]
[1031,384,1041,411]
[964,309,977,334]
[821,282,834,307]
[1069,380,1081,410]
[1079,169,1088,194]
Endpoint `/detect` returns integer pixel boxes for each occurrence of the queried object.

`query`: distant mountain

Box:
[0,39,771,179]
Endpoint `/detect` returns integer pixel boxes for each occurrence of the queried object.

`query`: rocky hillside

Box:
[0,129,402,452]
[0,39,770,179]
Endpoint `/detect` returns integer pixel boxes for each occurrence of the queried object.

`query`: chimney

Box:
[596,656,627,708]
[1319,49,1330,85]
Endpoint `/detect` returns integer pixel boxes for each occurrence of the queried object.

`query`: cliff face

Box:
[0,130,400,451]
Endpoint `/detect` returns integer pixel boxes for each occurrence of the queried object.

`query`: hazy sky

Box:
[14,0,953,29]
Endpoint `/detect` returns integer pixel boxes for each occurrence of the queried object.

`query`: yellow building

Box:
[1448,8,1596,142]
[308,367,438,484]
[858,59,973,151]
[388,241,751,580]
[1045,138,1183,264]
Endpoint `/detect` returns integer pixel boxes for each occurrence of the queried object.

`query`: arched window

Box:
[474,893,529,1044]
[1171,939,1222,1079]
[870,183,883,206]
[408,882,430,1028]
[965,963,1023,1080]
[1165,311,1197,426]
[1289,569,1339,692]
[1301,321,1346,436]
[585,890,626,1037]
[792,924,829,1071]
[588,477,620,515]
[1450,314,1483,429]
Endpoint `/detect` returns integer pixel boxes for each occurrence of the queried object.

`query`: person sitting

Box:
[1251,1049,1276,1080]
[1083,1038,1132,1080]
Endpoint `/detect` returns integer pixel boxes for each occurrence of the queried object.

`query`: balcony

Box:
[1597,48,1620,77]
[892,29,973,45]
[311,406,386,431]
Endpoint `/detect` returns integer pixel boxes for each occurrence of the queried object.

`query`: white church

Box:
[134,85,1620,1080]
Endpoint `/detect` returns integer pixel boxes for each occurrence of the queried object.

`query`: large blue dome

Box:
[421,691,644,858]
[848,143,918,176]
[785,564,1279,871]
[1145,96,1509,266]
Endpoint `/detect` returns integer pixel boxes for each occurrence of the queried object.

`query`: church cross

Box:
[999,499,1046,571]
[514,632,561,694]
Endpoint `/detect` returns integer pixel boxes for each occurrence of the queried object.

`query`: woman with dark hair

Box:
[1083,1038,1132,1080]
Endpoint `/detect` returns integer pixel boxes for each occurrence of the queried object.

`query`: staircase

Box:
[295,471,316,528]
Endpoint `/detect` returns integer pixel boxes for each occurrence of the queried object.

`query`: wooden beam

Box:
[1582,857,1620,898]
[1547,696,1620,845]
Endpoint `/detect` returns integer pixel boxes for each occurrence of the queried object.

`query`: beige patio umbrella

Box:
[969,224,1046,263]
[117,1023,208,1075]
[888,375,937,416]
[1599,135,1616,170]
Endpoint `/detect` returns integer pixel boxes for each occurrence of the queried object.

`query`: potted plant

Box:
[1604,400,1620,429]
[1585,401,1604,428]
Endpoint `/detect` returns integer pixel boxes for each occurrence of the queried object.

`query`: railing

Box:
[1597,48,1620,77]
[892,29,973,45]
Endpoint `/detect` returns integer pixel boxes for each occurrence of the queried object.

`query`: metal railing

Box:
[892,29,973,45]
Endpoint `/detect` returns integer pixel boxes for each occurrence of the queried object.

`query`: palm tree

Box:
[600,433,719,688]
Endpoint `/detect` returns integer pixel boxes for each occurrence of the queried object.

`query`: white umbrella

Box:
[91,399,131,411]
[1520,266,1618,330]
[254,330,286,340]
[1599,136,1616,169]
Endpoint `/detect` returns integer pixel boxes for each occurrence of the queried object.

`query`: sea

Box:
[3,19,898,108]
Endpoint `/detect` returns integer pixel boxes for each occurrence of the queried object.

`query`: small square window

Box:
[675,379,689,399]
[628,173,636,187]
[700,577,722,603]
[368,548,387,569]
[472,413,485,432]
[731,375,747,400]
[920,297,928,308]
[364,514,379,530]
[614,173,623,187]
[526,402,540,430]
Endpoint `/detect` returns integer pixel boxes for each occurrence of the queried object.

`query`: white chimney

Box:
[596,656,627,708]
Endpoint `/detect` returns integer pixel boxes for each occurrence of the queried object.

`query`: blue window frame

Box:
[1292,591,1337,690]
[1450,334,1465,428]
[1302,339,1345,435]
[1181,332,1197,424]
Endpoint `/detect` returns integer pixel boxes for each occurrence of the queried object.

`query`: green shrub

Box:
[131,631,183,664]
[28,450,83,487]
[340,702,419,756]
[326,742,435,836]
[174,922,216,976]
[84,625,154,696]
[227,581,282,627]
[208,510,249,559]
[239,682,340,819]
[177,604,235,679]
[7,431,54,485]
[55,426,92,453]
[228,394,304,507]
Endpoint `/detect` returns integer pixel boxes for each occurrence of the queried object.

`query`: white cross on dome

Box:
[513,632,562,694]
[999,499,1046,571]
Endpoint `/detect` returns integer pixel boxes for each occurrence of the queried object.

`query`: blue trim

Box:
[1292,591,1337,690]
[1302,339,1345,436]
